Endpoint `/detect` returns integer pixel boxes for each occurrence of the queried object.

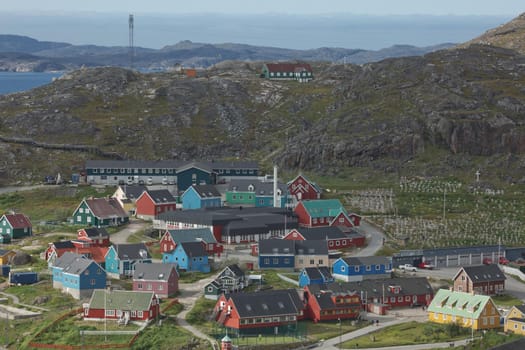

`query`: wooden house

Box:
[283,226,365,249]
[303,284,361,322]
[52,252,106,299]
[76,227,110,247]
[261,63,313,82]
[287,174,321,202]
[311,277,433,314]
[0,249,16,265]
[181,184,222,209]
[294,199,360,229]
[163,241,210,273]
[453,264,506,296]
[0,213,32,239]
[135,189,178,221]
[160,228,223,256]
[213,289,304,333]
[332,256,392,282]
[105,243,152,279]
[83,290,159,322]
[258,240,295,269]
[132,262,179,298]
[504,305,525,335]
[72,197,129,227]
[427,289,501,330]
[225,179,289,208]
[299,266,334,287]
[112,184,148,215]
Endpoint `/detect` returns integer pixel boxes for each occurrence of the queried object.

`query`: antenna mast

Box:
[129,14,134,69]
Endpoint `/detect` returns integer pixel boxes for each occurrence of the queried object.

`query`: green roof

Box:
[301,199,347,218]
[427,289,497,319]
[89,290,154,310]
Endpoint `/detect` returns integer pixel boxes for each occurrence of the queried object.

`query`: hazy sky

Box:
[1,0,524,16]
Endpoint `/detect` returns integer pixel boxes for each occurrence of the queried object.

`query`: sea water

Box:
[0,71,63,95]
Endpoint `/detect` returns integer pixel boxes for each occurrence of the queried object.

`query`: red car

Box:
[418,262,435,270]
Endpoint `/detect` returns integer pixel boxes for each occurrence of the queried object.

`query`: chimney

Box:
[273,165,278,208]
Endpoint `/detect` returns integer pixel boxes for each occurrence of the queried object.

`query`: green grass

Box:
[6,280,77,310]
[131,318,201,350]
[344,321,472,348]
[305,319,365,341]
[492,294,524,308]
[178,271,216,284]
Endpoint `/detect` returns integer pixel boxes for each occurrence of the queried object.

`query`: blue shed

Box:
[298,266,334,287]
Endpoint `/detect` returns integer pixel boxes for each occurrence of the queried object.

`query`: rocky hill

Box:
[0,35,454,72]
[0,40,525,186]
[461,12,525,54]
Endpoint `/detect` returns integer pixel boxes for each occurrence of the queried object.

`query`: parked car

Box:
[398,264,417,272]
[483,258,493,265]
[498,256,509,265]
[418,262,435,270]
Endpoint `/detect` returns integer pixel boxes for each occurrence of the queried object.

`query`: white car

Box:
[398,264,417,272]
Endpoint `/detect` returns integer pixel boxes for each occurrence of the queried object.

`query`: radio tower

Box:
[129,14,134,69]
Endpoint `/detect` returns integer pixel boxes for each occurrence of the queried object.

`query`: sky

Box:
[1,0,524,16]
[0,1,523,50]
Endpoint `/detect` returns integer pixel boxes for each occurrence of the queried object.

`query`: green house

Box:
[72,198,129,227]
[261,63,313,82]
[0,213,32,239]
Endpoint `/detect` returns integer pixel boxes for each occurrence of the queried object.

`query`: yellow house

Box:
[0,249,16,265]
[427,289,501,330]
[504,305,525,335]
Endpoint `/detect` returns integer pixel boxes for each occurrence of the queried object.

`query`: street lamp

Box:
[338,318,342,348]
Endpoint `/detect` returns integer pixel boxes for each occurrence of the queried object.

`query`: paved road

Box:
[354,220,386,257]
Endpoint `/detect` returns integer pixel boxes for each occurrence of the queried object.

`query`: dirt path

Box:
[174,275,220,350]
[110,219,149,244]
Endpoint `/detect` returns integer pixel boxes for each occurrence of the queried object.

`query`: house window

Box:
[309,259,314,265]
[137,311,143,318]
[342,240,347,245]
[147,284,152,290]
[405,296,411,301]
[79,208,84,213]
[87,217,91,223]
[398,296,403,302]
[329,241,334,247]
[273,258,279,265]
[340,266,346,272]
[131,311,137,317]
[366,265,371,271]
[339,218,345,223]
[105,310,115,316]
[375,264,380,271]
[77,216,81,222]
[138,283,143,289]
[284,258,290,264]
[318,259,323,265]
[336,241,340,246]
[207,287,213,292]
[264,258,269,264]
[354,266,359,272]
[313,218,317,224]
[158,284,164,291]
[390,297,395,303]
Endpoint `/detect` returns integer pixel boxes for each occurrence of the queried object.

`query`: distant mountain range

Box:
[0,34,454,72]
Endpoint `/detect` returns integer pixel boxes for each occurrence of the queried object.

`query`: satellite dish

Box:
[139,249,148,259]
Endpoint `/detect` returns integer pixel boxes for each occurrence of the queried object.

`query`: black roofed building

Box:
[453,264,506,296]
[154,206,297,244]
[135,189,178,221]
[214,289,304,335]
[257,239,330,270]
[132,262,179,298]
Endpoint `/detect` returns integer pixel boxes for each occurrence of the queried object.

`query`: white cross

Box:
[475,170,480,182]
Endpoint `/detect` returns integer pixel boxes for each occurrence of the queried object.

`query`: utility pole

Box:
[129,14,135,69]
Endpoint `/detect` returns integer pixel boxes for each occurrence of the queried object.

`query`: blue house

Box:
[258,239,295,269]
[181,184,222,209]
[52,252,106,299]
[105,243,152,279]
[299,266,334,287]
[176,163,213,193]
[332,256,392,282]
[163,241,210,273]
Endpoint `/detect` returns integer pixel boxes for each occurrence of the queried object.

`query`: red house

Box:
[283,226,365,249]
[287,174,321,202]
[133,262,179,298]
[135,189,178,221]
[83,290,160,322]
[294,199,360,228]
[303,285,361,322]
[76,227,110,246]
[160,228,223,256]
[214,289,305,332]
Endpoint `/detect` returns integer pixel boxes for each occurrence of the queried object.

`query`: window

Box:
[318,259,324,265]
[264,258,269,264]
[147,283,152,290]
[398,296,403,302]
[354,266,359,272]
[336,241,340,246]
[375,264,380,271]
[284,258,290,264]
[366,265,371,271]
[137,311,143,318]
[79,208,84,213]
[105,310,115,316]
[339,218,345,223]
[158,284,164,290]
[329,241,334,247]
[137,283,143,289]
[309,259,314,265]
[77,216,82,222]
[273,258,279,265]
[340,266,346,272]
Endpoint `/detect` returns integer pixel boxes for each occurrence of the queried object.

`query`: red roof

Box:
[85,198,128,219]
[4,214,32,229]
[265,63,312,73]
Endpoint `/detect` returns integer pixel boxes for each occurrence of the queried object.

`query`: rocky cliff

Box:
[0,43,525,185]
